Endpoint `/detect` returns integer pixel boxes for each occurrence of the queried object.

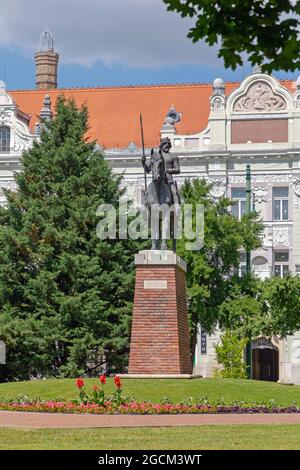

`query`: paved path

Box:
[0,411,300,429]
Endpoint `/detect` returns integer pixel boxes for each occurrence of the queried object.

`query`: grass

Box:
[0,425,299,450]
[0,378,299,451]
[0,377,299,406]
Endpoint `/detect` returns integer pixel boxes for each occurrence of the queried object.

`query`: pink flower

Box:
[93,384,99,392]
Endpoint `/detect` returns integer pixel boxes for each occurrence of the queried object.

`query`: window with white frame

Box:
[274,251,289,277]
[0,126,10,153]
[273,187,289,221]
[231,188,246,220]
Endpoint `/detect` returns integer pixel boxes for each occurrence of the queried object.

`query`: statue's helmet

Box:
[159,137,171,149]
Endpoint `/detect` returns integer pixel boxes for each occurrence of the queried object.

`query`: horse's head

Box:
[151,154,165,183]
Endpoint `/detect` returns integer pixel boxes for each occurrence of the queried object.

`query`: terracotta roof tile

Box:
[9,80,295,149]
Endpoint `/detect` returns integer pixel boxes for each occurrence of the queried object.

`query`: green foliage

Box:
[214,330,248,379]
[219,275,266,339]
[261,274,300,337]
[219,274,300,339]
[163,0,300,73]
[0,97,139,381]
[177,178,262,347]
[176,178,300,342]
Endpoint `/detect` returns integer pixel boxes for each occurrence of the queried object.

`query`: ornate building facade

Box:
[0,30,300,383]
[107,71,300,385]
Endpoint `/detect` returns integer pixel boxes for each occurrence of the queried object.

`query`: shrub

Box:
[214,330,248,379]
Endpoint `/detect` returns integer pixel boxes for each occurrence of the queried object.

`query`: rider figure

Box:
[141,137,181,205]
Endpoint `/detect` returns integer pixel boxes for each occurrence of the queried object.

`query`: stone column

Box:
[128,250,192,377]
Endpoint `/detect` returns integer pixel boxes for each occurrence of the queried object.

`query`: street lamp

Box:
[245,164,252,379]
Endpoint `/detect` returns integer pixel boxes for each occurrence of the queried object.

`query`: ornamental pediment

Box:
[233,81,287,112]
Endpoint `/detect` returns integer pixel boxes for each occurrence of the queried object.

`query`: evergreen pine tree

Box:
[0,97,138,380]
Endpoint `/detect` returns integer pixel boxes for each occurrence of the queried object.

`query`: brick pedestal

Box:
[128,250,192,375]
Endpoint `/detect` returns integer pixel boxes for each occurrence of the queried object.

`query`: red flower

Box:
[76,378,84,389]
[99,374,106,385]
[93,384,99,392]
[114,375,122,389]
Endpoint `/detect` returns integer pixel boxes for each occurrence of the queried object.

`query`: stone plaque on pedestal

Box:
[128,250,192,376]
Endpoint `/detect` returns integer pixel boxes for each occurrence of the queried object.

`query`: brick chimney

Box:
[35,29,59,90]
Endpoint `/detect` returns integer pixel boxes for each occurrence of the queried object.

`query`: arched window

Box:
[0,126,10,152]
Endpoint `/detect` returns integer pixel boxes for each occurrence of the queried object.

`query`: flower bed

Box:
[0,375,299,415]
[0,401,299,415]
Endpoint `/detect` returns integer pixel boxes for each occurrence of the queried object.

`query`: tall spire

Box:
[35,29,59,90]
[39,28,54,52]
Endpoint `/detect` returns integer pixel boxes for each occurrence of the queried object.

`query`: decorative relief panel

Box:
[273,227,289,247]
[233,81,286,112]
[0,108,13,126]
[211,96,225,111]
[229,175,246,184]
[261,227,273,248]
[293,177,300,197]
[229,175,292,184]
[14,133,31,152]
[208,179,226,198]
[262,226,290,248]
[253,187,268,203]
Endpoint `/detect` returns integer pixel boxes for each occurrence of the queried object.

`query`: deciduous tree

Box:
[163,0,300,73]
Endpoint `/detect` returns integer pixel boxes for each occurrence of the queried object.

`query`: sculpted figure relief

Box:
[234,82,286,112]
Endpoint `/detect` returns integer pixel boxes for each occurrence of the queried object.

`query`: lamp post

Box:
[245,164,252,379]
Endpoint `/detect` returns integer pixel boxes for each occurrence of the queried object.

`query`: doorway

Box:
[252,338,279,382]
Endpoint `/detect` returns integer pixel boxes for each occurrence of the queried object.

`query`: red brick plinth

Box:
[128,250,192,375]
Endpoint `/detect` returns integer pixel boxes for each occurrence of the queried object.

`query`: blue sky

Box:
[0,0,298,90]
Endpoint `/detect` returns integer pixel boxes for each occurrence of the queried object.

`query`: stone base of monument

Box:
[127,250,193,376]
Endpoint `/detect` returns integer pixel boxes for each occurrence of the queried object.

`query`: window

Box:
[273,187,289,221]
[231,188,246,220]
[274,251,289,278]
[0,126,10,153]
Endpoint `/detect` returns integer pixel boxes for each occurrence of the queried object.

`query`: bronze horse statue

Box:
[144,149,176,250]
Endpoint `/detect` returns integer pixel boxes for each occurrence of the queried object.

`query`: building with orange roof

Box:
[1,30,300,384]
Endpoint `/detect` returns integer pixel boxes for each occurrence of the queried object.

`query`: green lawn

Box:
[0,377,299,406]
[0,378,299,450]
[0,425,299,450]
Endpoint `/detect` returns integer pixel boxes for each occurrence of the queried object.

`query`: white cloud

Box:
[0,0,221,68]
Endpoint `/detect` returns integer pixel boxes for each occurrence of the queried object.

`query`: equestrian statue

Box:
[140,115,181,251]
